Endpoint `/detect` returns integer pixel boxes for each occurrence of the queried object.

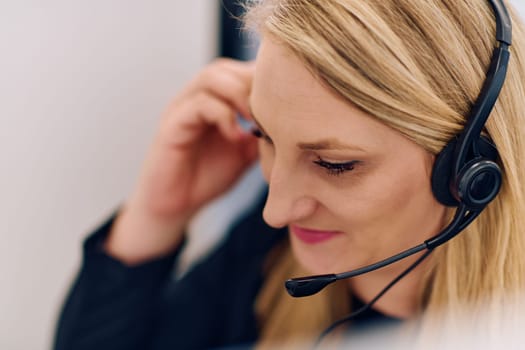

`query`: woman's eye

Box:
[251,127,273,144]
[313,157,357,176]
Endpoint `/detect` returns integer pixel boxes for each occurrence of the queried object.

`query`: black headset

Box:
[431,0,511,215]
[285,0,512,299]
[428,0,511,247]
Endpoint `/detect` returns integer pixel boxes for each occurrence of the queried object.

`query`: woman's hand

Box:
[105,59,258,264]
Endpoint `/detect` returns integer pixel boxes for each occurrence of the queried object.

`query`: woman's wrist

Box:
[104,205,187,266]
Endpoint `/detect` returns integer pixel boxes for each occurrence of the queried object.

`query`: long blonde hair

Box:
[243,0,525,347]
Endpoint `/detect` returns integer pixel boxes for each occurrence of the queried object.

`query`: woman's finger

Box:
[164,90,242,148]
[183,59,254,119]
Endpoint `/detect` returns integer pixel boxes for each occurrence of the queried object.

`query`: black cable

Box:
[313,248,434,349]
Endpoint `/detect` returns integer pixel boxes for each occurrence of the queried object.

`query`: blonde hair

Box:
[243,0,525,347]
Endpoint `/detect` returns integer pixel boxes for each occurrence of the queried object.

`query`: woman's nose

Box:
[262,165,317,229]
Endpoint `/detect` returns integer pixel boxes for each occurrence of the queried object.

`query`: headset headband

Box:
[452,0,511,185]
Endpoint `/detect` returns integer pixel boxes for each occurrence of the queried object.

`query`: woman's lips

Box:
[290,225,343,244]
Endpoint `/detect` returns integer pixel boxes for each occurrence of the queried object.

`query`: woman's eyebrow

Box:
[248,101,366,152]
[297,139,366,152]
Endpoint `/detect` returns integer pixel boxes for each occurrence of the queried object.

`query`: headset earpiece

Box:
[431,138,459,206]
[431,136,501,208]
[455,157,502,208]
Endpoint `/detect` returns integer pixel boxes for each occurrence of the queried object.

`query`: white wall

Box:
[2,1,525,350]
[0,2,216,349]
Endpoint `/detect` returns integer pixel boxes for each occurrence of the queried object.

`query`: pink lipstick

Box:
[290,225,342,244]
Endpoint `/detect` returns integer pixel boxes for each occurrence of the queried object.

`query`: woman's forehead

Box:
[251,37,414,152]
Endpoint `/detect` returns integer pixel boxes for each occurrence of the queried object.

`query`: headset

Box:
[285,0,512,306]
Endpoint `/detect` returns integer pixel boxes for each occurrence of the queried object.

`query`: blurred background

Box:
[1,1,524,349]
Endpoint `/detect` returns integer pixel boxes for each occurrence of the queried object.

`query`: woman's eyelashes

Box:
[313,157,358,176]
[251,127,273,144]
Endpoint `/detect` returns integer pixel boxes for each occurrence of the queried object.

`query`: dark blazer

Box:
[53,194,286,350]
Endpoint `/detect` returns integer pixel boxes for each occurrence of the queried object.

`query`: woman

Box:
[54,0,525,349]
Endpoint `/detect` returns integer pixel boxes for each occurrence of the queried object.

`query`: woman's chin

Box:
[290,239,354,275]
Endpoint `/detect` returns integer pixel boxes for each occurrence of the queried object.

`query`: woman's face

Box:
[250,36,447,275]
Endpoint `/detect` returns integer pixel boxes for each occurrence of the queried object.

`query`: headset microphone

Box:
[285,0,511,300]
[286,205,478,297]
